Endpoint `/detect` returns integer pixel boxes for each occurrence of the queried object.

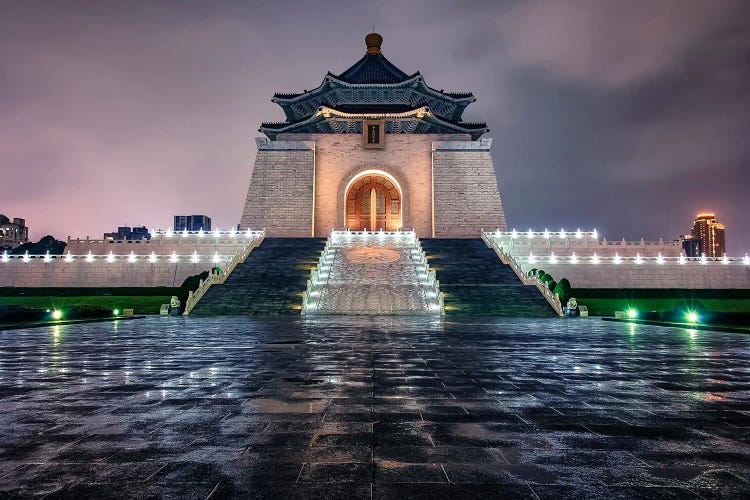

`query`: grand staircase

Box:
[420,239,555,316]
[190,238,326,316]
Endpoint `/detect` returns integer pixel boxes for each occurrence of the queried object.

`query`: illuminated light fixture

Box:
[51,310,63,320]
[86,251,94,263]
[592,253,600,265]
[635,253,643,265]
[44,251,51,263]
[549,252,558,264]
[528,252,536,264]
[576,228,583,239]
[22,251,30,263]
[614,253,622,264]
[543,229,550,239]
[686,311,699,324]
[627,308,638,320]
[106,251,115,263]
[495,229,500,238]
[197,228,204,238]
[700,253,707,265]
[65,253,73,263]
[744,254,750,265]
[182,228,188,237]
[511,229,518,239]
[527,229,534,239]
[191,251,199,263]
[657,253,664,265]
[212,252,220,264]
[722,254,729,265]
[166,228,173,238]
[113,309,120,316]
[560,228,566,239]
[570,253,578,264]
[128,251,137,263]
[679,254,686,265]
[246,228,252,237]
[170,252,178,263]
[229,228,237,237]
[214,228,220,238]
[1,250,8,263]
[149,252,157,263]
[593,229,598,239]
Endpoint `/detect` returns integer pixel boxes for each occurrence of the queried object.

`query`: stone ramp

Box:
[190,238,326,316]
[421,238,555,316]
[303,231,442,315]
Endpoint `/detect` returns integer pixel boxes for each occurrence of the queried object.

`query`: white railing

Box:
[2,250,241,264]
[182,231,266,315]
[489,228,598,240]
[481,233,564,317]
[68,229,265,244]
[514,252,749,267]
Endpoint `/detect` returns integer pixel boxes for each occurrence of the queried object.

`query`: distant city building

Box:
[0,214,29,249]
[103,226,151,241]
[174,215,211,232]
[691,212,726,257]
[680,234,702,258]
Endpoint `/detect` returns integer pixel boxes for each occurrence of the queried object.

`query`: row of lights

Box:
[1,250,228,264]
[626,308,700,324]
[524,252,750,265]
[153,228,263,238]
[494,229,599,240]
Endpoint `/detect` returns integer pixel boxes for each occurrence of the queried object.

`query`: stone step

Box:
[191,238,326,316]
[421,238,555,317]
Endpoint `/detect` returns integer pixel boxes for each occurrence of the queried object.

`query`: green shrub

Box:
[547,279,557,291]
[528,268,538,277]
[554,278,572,303]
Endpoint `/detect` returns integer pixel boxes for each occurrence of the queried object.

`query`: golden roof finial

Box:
[365,32,383,54]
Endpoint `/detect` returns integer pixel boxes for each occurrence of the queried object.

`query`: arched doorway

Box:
[345,172,402,231]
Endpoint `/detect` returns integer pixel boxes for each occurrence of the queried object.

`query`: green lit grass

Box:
[577,298,750,317]
[0,296,169,314]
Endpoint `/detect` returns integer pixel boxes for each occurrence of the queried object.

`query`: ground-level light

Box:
[51,310,63,320]
[627,308,638,320]
[686,311,699,324]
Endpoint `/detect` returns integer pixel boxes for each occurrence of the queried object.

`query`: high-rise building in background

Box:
[680,234,702,258]
[691,212,726,257]
[174,215,211,232]
[0,214,29,249]
[103,226,151,241]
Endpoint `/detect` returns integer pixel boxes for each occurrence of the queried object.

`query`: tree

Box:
[9,235,66,255]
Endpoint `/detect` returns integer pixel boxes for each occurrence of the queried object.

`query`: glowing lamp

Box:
[22,251,30,263]
[686,311,699,324]
[635,253,642,265]
[544,229,550,239]
[744,254,750,265]
[511,229,517,239]
[107,251,115,263]
[1,251,8,263]
[212,252,220,264]
[149,252,157,263]
[527,229,533,239]
[128,251,136,263]
[679,254,686,265]
[191,251,199,263]
[592,253,600,265]
[657,253,664,265]
[166,228,173,238]
[170,252,178,263]
[44,251,51,263]
[570,253,578,264]
[113,309,120,316]
[214,228,220,238]
[614,253,621,264]
[198,228,204,238]
[627,308,638,320]
[549,252,558,264]
[182,228,188,237]
[52,310,63,320]
[65,253,73,263]
[528,252,536,264]
[722,255,729,265]
[576,229,583,239]
[560,228,566,239]
[700,254,707,265]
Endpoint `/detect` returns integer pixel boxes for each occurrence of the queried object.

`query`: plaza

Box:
[1,316,749,498]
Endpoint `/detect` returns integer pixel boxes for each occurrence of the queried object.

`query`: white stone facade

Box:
[239,133,507,238]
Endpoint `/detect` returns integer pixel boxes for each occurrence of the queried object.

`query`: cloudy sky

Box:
[2,0,749,253]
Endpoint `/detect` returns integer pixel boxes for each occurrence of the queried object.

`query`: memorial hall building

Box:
[239,33,507,238]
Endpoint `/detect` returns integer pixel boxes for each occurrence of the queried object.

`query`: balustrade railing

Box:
[481,233,564,317]
[182,231,266,315]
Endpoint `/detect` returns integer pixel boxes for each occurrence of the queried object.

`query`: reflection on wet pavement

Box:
[1,316,749,498]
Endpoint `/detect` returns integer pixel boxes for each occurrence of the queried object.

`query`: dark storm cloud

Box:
[1,0,748,252]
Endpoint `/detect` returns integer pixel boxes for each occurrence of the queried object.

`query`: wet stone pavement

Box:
[1,317,750,499]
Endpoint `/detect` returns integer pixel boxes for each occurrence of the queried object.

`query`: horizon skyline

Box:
[2,1,748,253]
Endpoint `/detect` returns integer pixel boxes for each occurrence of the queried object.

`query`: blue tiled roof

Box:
[335,53,412,84]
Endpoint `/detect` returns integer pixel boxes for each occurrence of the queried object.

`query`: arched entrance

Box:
[345,172,402,231]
